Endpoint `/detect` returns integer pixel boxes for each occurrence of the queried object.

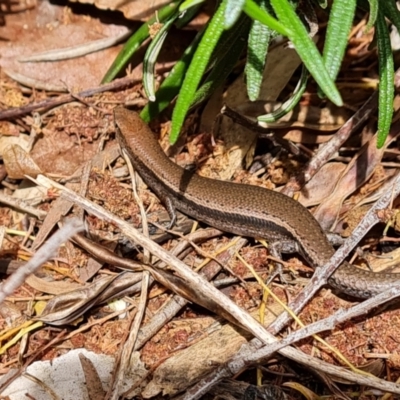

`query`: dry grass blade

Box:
[0,219,83,305]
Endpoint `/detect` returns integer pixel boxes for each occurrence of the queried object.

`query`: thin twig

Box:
[0,191,47,220]
[182,284,400,399]
[270,171,400,333]
[0,218,84,304]
[34,174,400,396]
[0,76,141,121]
[181,172,400,399]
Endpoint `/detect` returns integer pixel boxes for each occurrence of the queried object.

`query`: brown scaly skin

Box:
[114,106,398,299]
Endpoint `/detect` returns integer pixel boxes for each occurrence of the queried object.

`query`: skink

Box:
[114,106,398,299]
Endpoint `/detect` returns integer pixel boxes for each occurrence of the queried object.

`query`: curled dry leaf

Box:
[25,275,83,295]
[313,122,400,231]
[36,272,143,326]
[3,144,42,179]
[142,323,251,397]
[298,162,347,207]
[357,359,385,379]
[78,353,106,399]
[0,133,30,155]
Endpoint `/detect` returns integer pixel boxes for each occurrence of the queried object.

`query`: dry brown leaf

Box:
[142,323,251,397]
[298,162,347,207]
[332,360,385,384]
[313,125,400,231]
[0,134,30,156]
[0,1,200,92]
[0,301,23,324]
[67,0,211,29]
[78,353,107,398]
[0,121,22,137]
[0,2,129,91]
[36,272,143,325]
[26,274,83,295]
[3,144,42,179]
[275,128,335,144]
[29,107,102,176]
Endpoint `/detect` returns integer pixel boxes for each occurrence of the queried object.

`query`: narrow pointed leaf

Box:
[376,10,394,148]
[143,15,178,101]
[245,0,275,101]
[170,0,228,143]
[101,1,182,83]
[270,0,343,106]
[225,0,245,28]
[243,0,290,36]
[323,0,356,81]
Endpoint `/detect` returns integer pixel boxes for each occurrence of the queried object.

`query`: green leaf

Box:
[323,0,356,81]
[225,0,245,28]
[245,0,275,101]
[365,0,378,31]
[270,0,343,106]
[179,0,205,12]
[140,28,204,123]
[191,16,251,108]
[170,0,228,143]
[176,1,204,27]
[143,16,178,102]
[243,0,291,36]
[376,9,394,148]
[101,1,182,84]
[381,0,400,34]
[141,12,249,123]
